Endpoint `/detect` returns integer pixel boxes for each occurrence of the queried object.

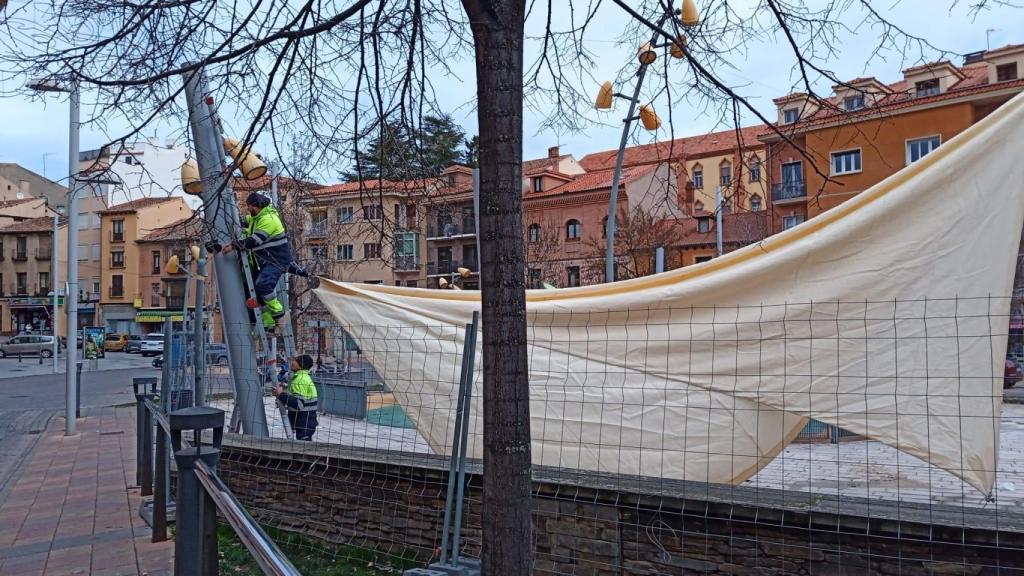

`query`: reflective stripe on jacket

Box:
[242,205,294,268]
[280,369,318,412]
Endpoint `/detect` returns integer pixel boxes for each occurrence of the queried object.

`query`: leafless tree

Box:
[1,0,1017,572]
[583,205,684,282]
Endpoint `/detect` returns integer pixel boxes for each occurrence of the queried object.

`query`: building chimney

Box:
[548,146,560,158]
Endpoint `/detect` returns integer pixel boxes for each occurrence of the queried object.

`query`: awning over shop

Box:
[135,310,185,323]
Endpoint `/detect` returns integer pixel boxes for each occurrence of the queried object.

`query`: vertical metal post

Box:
[655,246,665,274]
[451,311,479,565]
[153,426,168,542]
[161,319,173,412]
[439,319,473,565]
[716,186,724,257]
[65,82,80,436]
[140,401,153,497]
[52,214,59,372]
[134,382,145,486]
[183,68,268,436]
[169,407,224,576]
[194,248,207,406]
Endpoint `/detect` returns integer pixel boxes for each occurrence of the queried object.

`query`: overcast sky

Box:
[0,1,1020,187]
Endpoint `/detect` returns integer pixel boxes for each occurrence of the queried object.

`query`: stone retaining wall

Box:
[217,439,1024,575]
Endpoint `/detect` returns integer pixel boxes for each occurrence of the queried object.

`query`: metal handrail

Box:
[141,398,300,576]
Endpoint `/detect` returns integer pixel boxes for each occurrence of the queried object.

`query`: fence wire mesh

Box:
[166,296,1024,574]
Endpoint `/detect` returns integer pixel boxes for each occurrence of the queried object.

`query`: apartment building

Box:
[761,44,1024,233]
[0,216,68,335]
[523,162,679,287]
[579,127,768,215]
[425,166,478,289]
[80,137,196,208]
[135,217,223,341]
[99,197,192,334]
[0,163,67,209]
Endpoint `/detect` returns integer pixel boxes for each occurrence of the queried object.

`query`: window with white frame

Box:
[831,149,862,175]
[782,215,804,230]
[915,79,940,98]
[692,164,703,188]
[362,204,383,221]
[906,136,941,164]
[783,108,799,124]
[336,244,354,261]
[843,95,865,111]
[528,223,542,243]
[719,162,732,186]
[750,195,762,212]
[748,157,761,182]
[337,206,354,224]
[363,242,381,259]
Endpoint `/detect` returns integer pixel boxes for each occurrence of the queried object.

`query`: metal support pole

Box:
[604,12,672,284]
[451,311,479,565]
[153,424,168,542]
[655,246,665,274]
[715,186,724,257]
[194,248,207,406]
[52,214,59,372]
[65,83,80,436]
[134,383,145,486]
[183,68,268,436]
[140,400,154,497]
[161,319,173,412]
[75,362,81,418]
[170,407,224,576]
[439,320,473,565]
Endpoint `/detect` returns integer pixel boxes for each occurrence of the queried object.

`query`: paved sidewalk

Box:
[0,406,174,576]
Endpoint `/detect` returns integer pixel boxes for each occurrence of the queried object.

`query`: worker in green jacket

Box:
[272,354,319,441]
[221,192,308,330]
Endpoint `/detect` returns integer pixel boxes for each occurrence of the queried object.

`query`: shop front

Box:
[3,296,65,336]
[134,309,185,334]
[102,304,138,335]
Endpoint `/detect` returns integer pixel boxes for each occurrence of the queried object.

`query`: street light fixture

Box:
[594,0,699,283]
[27,75,81,436]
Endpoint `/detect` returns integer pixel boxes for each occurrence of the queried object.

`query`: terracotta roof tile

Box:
[99,197,180,215]
[578,125,766,172]
[528,165,656,198]
[138,218,206,243]
[0,216,66,234]
[0,198,42,210]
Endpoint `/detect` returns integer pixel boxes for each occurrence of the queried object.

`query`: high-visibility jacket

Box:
[241,205,294,269]
[278,369,318,412]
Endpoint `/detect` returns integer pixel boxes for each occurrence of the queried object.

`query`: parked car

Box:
[152,354,163,368]
[0,335,59,358]
[206,343,229,365]
[140,333,164,357]
[1006,358,1023,389]
[123,334,144,354]
[104,334,128,352]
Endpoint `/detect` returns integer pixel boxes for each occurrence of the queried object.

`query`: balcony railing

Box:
[109,286,125,298]
[35,248,52,261]
[307,222,328,237]
[426,259,479,276]
[427,220,476,239]
[11,249,27,262]
[394,255,419,271]
[166,296,186,309]
[771,180,806,202]
[111,231,125,243]
[110,257,126,269]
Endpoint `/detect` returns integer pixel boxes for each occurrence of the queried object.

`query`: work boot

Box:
[262,297,286,330]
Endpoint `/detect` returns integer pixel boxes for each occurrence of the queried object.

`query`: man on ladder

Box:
[221,192,308,331]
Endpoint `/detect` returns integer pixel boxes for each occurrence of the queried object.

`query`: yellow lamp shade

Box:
[637,42,657,66]
[165,254,180,275]
[457,267,471,278]
[223,138,268,181]
[670,35,687,59]
[181,159,203,195]
[190,245,200,262]
[451,284,463,291]
[682,0,699,26]
[639,104,662,131]
[595,81,614,110]
[438,277,449,289]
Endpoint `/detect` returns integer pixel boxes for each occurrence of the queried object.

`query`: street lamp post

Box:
[595,1,699,283]
[28,77,80,436]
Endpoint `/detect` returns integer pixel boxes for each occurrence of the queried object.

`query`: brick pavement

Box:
[0,406,174,576]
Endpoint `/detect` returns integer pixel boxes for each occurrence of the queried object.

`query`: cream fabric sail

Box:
[315,91,1024,496]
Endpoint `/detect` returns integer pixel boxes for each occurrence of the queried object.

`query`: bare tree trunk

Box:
[461,0,532,573]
